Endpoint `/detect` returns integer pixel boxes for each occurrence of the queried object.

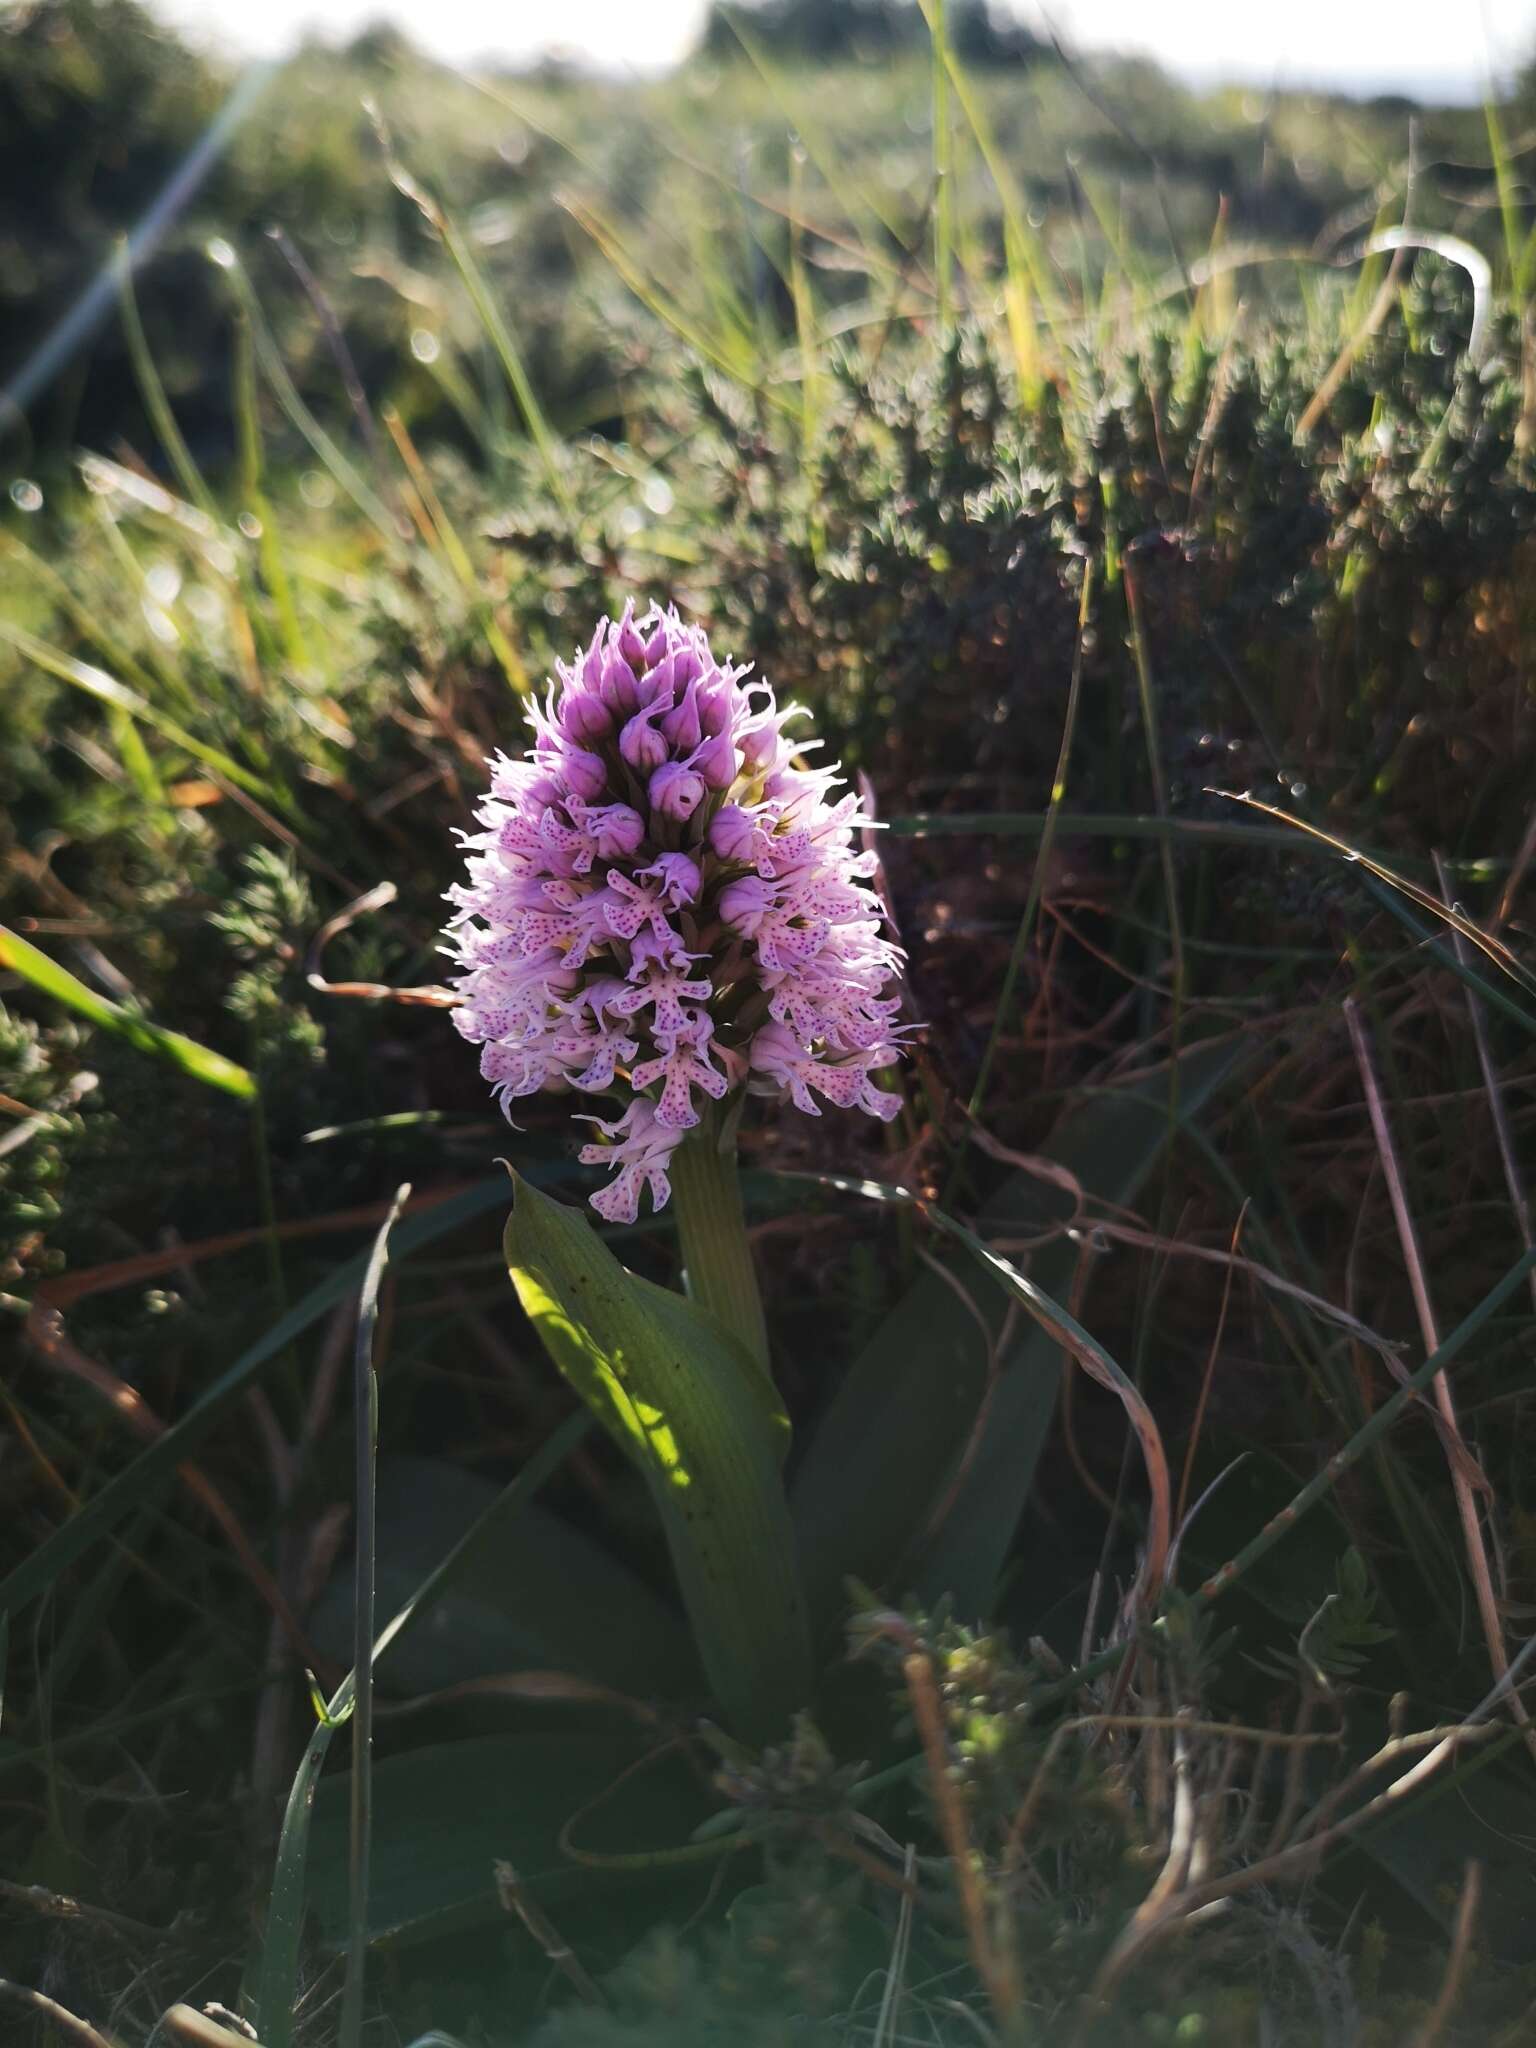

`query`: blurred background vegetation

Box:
[2,0,1522,469]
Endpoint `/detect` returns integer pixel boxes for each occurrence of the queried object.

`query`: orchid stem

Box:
[670,1119,771,1378]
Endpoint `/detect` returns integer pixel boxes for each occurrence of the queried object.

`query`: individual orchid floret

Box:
[446,600,907,1219]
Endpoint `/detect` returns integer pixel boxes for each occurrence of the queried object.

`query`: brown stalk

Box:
[903,1652,1019,2022]
[160,2008,264,2048]
[0,1980,122,2048]
[496,1861,605,2007]
[305,879,459,1007]
[1088,1717,1501,2004]
[32,1181,478,1313]
[1058,1238,1119,1517]
[1408,1860,1482,2048]
[1174,1202,1247,1531]
[1344,997,1535,1763]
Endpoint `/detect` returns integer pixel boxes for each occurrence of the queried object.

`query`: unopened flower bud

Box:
[650,760,706,820]
[621,709,669,773]
[719,875,773,934]
[709,803,756,861]
[561,688,612,743]
[563,748,608,800]
[692,731,737,789]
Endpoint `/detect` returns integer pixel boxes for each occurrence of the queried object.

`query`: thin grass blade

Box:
[0,925,255,1100]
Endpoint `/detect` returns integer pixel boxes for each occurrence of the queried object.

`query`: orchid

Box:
[445,601,906,1227]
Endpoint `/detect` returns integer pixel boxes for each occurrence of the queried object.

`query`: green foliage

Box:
[504,1171,810,1741]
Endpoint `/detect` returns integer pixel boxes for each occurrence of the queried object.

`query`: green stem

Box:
[670,1120,771,1376]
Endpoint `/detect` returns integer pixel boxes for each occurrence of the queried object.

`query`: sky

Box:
[145,0,1536,103]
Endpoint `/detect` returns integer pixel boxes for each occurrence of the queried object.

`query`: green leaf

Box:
[305,1730,703,1946]
[504,1173,812,1742]
[792,1040,1241,1631]
[306,1456,696,1699]
[0,923,256,1099]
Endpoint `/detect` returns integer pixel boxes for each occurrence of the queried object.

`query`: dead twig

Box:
[0,1980,122,2048]
[1407,1859,1482,2048]
[496,1860,606,2007]
[903,1652,1018,2022]
[305,880,459,1007]
[1345,997,1535,1764]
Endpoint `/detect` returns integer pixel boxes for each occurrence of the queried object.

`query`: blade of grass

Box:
[713,8,915,260]
[213,246,408,557]
[1209,790,1536,1002]
[795,1166,1172,1607]
[849,1240,1536,1805]
[369,115,573,519]
[792,1040,1237,1627]
[885,810,1337,855]
[1344,999,1535,1762]
[340,1187,407,2048]
[380,404,527,691]
[0,1180,513,1615]
[115,239,218,523]
[1485,100,1524,294]
[0,618,285,808]
[253,1405,593,2048]
[560,190,787,410]
[1357,872,1536,1041]
[930,0,954,333]
[233,306,309,677]
[1124,561,1186,1047]
[0,925,255,1100]
[0,529,166,702]
[1432,853,1536,1314]
[966,560,1094,1123]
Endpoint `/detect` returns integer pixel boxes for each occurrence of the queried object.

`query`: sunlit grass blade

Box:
[214,245,407,555]
[0,617,285,807]
[116,238,219,524]
[561,189,787,408]
[381,404,527,690]
[713,8,915,263]
[930,0,954,332]
[370,119,573,518]
[233,305,310,677]
[914,0,1072,405]
[0,924,255,1100]
[1210,789,1536,1003]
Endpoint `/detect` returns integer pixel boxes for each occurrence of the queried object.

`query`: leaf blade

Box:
[791,1041,1241,1629]
[505,1173,811,1740]
[0,923,256,1099]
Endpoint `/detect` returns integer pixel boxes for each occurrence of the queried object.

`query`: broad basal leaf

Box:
[505,1172,811,1742]
[792,1039,1241,1631]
